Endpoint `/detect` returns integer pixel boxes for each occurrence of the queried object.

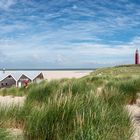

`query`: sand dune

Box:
[0,96,26,107]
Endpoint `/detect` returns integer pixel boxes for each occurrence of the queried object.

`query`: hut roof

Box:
[0,71,43,81]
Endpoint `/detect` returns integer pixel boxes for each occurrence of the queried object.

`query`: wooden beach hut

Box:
[0,75,16,88]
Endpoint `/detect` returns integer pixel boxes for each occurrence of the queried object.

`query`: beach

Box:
[41,70,92,80]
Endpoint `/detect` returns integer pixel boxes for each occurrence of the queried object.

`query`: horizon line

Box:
[0,68,97,71]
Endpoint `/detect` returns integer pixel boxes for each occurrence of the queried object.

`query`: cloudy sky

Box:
[0,0,140,68]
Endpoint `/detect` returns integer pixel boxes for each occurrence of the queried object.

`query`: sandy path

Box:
[0,96,26,107]
[126,99,140,140]
[8,128,23,140]
[0,96,26,139]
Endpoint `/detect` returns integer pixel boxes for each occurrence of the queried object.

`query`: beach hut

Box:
[33,72,44,83]
[0,71,46,88]
[17,74,32,87]
[0,75,16,88]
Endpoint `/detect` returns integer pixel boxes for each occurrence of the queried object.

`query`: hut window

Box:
[8,75,11,78]
[1,83,3,86]
[6,83,8,86]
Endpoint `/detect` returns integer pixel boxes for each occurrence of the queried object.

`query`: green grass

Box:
[24,89,132,140]
[0,128,12,140]
[23,77,133,140]
[0,87,26,96]
[1,65,140,139]
[91,65,140,77]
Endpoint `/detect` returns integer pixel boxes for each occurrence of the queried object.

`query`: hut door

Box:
[18,82,21,87]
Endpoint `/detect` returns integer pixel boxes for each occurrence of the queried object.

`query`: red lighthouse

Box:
[135,49,139,64]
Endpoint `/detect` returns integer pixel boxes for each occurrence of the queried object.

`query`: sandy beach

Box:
[42,70,92,81]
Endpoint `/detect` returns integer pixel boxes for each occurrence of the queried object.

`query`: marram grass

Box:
[0,65,140,139]
[23,83,132,140]
[0,128,12,140]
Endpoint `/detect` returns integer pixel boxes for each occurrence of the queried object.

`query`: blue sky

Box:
[0,0,140,68]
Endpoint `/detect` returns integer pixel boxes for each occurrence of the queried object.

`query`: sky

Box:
[0,0,140,69]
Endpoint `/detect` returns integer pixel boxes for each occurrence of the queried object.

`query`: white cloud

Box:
[0,23,29,33]
[72,4,78,10]
[0,0,17,10]
[1,35,139,67]
[0,0,139,68]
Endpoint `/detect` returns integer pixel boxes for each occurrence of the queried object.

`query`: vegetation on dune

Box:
[92,65,140,77]
[0,86,27,96]
[1,65,140,139]
[0,128,12,140]
[24,91,132,140]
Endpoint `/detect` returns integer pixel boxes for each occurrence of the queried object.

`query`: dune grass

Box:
[0,86,26,96]
[24,90,132,140]
[0,76,133,140]
[0,128,12,140]
[1,65,140,139]
[22,76,133,140]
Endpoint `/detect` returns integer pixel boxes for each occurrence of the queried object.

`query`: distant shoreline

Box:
[0,68,96,71]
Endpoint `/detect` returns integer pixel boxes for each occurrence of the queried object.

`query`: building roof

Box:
[0,71,43,81]
[0,75,16,82]
[33,72,44,80]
